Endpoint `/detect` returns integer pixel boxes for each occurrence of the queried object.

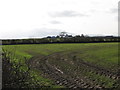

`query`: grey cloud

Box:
[50,20,62,24]
[0,31,31,39]
[28,28,62,38]
[0,28,63,39]
[109,8,118,13]
[49,11,89,17]
[90,9,98,13]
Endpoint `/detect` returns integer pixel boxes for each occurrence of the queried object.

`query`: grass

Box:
[2,42,119,88]
[82,70,116,88]
[76,43,118,70]
[2,45,64,88]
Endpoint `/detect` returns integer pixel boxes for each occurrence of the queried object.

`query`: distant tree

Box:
[81,34,84,37]
[47,36,51,38]
[59,32,67,38]
[75,35,80,37]
[56,35,60,38]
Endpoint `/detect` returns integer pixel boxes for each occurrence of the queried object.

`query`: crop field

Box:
[2,42,119,89]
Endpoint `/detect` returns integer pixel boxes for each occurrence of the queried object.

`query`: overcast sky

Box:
[0,0,119,39]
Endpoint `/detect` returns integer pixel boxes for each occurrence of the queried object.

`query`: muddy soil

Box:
[28,52,119,89]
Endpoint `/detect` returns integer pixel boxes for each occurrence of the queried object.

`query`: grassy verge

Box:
[2,48,63,88]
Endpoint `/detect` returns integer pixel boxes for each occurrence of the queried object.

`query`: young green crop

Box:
[3,43,118,70]
[2,42,119,88]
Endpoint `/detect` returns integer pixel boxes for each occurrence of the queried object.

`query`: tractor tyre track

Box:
[27,52,118,89]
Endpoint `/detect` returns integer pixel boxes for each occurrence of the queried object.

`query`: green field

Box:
[2,42,119,88]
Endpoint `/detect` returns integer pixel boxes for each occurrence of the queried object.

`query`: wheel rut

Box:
[27,52,119,89]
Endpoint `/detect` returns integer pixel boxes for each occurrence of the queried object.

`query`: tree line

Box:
[2,36,119,45]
